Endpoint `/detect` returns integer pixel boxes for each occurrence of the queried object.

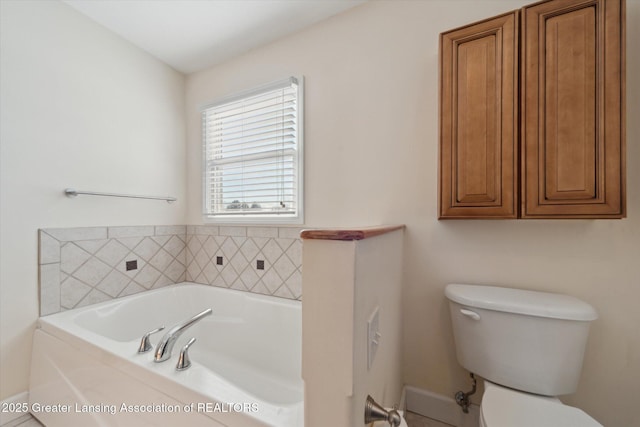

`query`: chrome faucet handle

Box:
[138,326,165,353]
[364,395,402,427]
[154,308,212,363]
[176,337,196,371]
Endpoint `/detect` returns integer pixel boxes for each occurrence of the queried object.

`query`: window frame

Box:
[201,76,304,224]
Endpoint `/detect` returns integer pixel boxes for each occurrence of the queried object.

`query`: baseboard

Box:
[0,392,29,426]
[404,385,479,427]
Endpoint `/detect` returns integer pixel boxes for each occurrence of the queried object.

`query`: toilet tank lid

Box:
[445,284,598,321]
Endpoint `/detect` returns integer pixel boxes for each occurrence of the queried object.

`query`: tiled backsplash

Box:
[38,225,303,315]
[186,226,303,300]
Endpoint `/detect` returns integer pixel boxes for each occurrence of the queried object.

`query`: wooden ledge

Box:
[300,225,405,241]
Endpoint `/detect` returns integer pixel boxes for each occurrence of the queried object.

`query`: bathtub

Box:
[29,283,303,427]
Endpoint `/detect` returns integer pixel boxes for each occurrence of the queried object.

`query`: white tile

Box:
[261,269,282,294]
[220,237,239,259]
[165,259,186,282]
[76,288,111,308]
[229,252,248,275]
[108,226,154,239]
[252,252,268,277]
[2,414,44,427]
[278,227,303,239]
[148,248,173,272]
[163,235,185,257]
[117,253,147,278]
[247,226,279,238]
[187,235,203,255]
[202,236,219,258]
[230,279,247,292]
[261,239,283,264]
[220,264,239,287]
[134,264,162,289]
[117,236,144,250]
[187,260,202,282]
[202,261,219,284]
[194,225,218,235]
[231,236,246,247]
[240,266,259,289]
[219,226,246,236]
[133,237,161,262]
[273,255,296,280]
[251,237,269,249]
[155,225,186,235]
[175,247,186,267]
[95,239,129,267]
[39,231,60,264]
[405,412,455,427]
[40,263,60,315]
[285,269,302,299]
[60,243,91,274]
[74,239,109,255]
[43,227,107,242]
[61,277,91,309]
[1,413,33,427]
[239,239,260,261]
[194,271,207,285]
[152,235,171,247]
[275,238,294,251]
[211,275,227,288]
[119,282,146,297]
[273,284,294,299]
[194,248,210,270]
[286,239,303,268]
[72,258,111,287]
[250,281,271,296]
[153,275,174,289]
[97,270,131,297]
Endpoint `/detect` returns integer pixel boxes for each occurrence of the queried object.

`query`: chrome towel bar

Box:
[64,188,176,203]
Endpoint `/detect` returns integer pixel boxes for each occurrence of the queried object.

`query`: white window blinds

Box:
[202,77,303,222]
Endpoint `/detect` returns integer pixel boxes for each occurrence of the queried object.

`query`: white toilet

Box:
[445,283,602,427]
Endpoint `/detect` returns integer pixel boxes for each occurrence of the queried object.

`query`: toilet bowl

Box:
[445,283,601,426]
[479,381,602,427]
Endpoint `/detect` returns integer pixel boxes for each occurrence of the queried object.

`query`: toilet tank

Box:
[445,284,598,396]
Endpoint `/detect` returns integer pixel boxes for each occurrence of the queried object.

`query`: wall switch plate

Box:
[367,306,381,370]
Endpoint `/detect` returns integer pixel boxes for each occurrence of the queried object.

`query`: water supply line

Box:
[454,372,477,413]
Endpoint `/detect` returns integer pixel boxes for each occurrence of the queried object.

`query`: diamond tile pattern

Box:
[40,227,187,313]
[186,226,303,300]
[39,225,303,315]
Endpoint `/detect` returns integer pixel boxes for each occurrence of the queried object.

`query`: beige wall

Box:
[186,1,640,426]
[302,230,404,427]
[0,0,186,399]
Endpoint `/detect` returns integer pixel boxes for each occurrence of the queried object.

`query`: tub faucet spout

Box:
[154,308,212,362]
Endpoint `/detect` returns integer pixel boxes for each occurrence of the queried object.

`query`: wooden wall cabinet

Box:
[439,0,626,219]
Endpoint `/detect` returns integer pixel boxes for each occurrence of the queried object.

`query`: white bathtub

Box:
[29,283,303,427]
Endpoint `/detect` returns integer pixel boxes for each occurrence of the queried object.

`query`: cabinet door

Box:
[522,0,625,218]
[439,12,519,218]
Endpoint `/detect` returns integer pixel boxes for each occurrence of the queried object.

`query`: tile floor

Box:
[2,411,452,427]
[405,411,455,427]
[0,414,43,427]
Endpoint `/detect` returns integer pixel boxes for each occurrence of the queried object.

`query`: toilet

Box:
[445,283,602,427]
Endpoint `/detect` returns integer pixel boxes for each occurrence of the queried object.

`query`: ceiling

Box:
[63,0,366,74]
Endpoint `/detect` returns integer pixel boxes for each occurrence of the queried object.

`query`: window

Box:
[202,77,303,223]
